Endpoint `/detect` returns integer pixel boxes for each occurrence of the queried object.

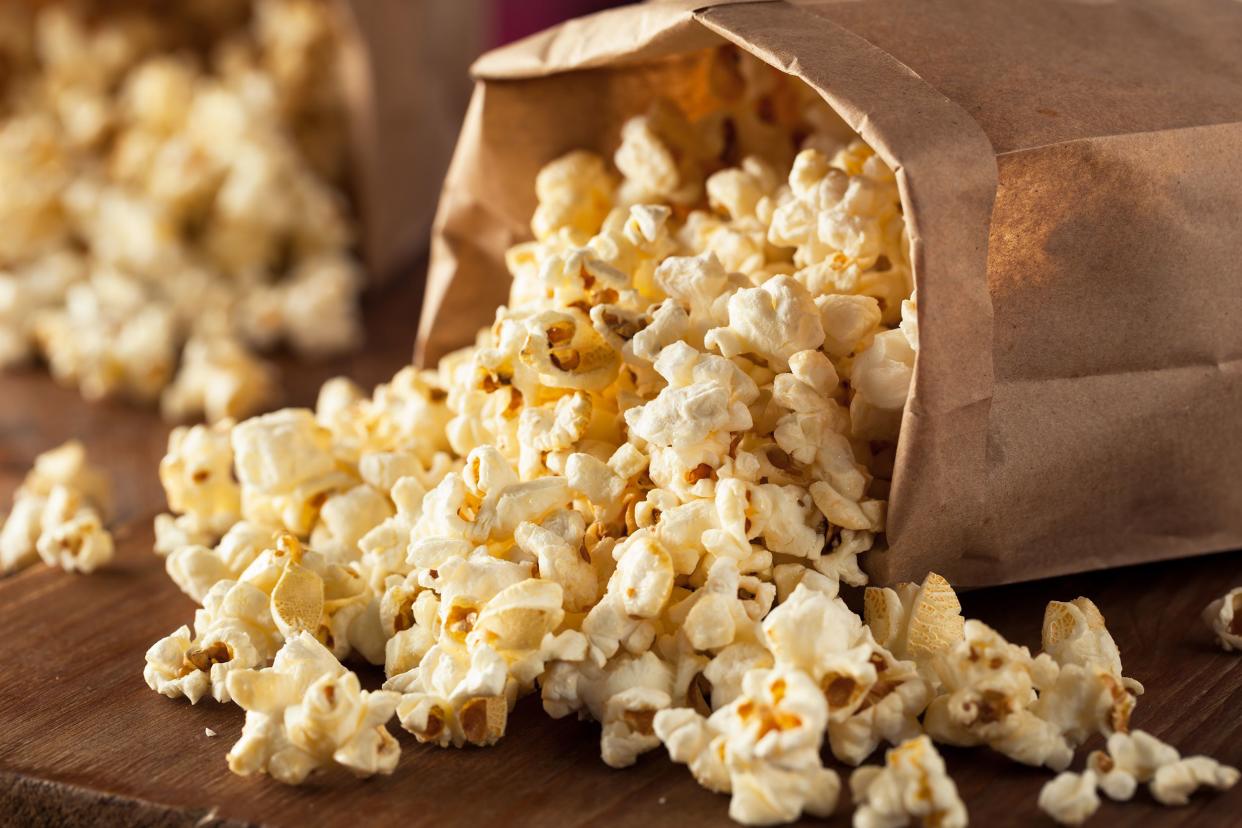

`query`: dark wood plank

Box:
[1,273,1240,827]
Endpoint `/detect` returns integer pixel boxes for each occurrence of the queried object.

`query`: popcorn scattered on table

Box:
[0,1,362,422]
[136,47,1224,823]
[1038,729,1239,824]
[0,440,113,574]
[1202,586,1242,652]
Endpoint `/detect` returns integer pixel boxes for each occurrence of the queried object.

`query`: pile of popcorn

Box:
[0,0,363,422]
[136,51,1236,825]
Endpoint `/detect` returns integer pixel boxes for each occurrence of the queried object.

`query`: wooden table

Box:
[1,277,1239,827]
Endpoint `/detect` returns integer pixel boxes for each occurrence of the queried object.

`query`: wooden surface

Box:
[1,277,1241,828]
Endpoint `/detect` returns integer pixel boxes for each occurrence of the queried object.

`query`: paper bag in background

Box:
[417,0,1242,588]
[338,0,482,281]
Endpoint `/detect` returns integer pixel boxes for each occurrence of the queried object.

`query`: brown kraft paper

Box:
[415,0,1242,588]
[338,0,480,281]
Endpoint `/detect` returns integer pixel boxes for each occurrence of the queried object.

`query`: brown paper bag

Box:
[339,0,481,281]
[416,0,1242,588]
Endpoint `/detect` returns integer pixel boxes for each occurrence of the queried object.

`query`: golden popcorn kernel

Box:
[394,596,416,632]
[622,707,658,737]
[460,696,506,746]
[418,707,447,742]
[186,640,232,671]
[545,321,576,345]
[684,463,716,484]
[549,348,580,372]
[975,689,1012,725]
[445,603,479,642]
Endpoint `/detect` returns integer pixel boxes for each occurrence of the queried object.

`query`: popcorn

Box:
[654,668,840,825]
[531,150,615,243]
[386,641,512,748]
[1086,730,1239,806]
[160,334,277,424]
[144,579,281,704]
[159,422,242,537]
[1202,586,1242,652]
[762,584,928,765]
[850,736,967,828]
[231,409,352,534]
[864,571,964,674]
[0,1,363,420]
[924,620,1073,771]
[1042,597,1143,695]
[1,441,113,574]
[1150,756,1240,806]
[850,330,915,411]
[165,521,278,602]
[136,54,960,823]
[35,487,115,574]
[226,633,401,784]
[1037,770,1101,826]
[705,276,825,370]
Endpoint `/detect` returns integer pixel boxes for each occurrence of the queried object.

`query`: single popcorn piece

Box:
[226,632,400,784]
[160,334,277,424]
[655,667,841,826]
[924,620,1073,771]
[1037,770,1101,826]
[144,579,282,704]
[864,571,964,674]
[1042,597,1143,695]
[1,441,113,574]
[1150,755,1240,806]
[1202,586,1242,652]
[159,422,242,537]
[850,735,967,828]
[386,642,513,749]
[34,486,115,573]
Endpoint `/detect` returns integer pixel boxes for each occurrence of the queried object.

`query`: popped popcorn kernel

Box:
[850,735,967,828]
[1202,586,1242,652]
[1,441,113,574]
[226,633,401,784]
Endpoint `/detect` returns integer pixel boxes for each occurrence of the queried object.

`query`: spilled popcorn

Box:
[0,440,113,574]
[0,1,361,422]
[1038,729,1241,824]
[140,51,1236,823]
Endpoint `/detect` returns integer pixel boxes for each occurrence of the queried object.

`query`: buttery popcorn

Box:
[1,440,113,574]
[0,1,362,422]
[138,49,1210,827]
[655,668,841,826]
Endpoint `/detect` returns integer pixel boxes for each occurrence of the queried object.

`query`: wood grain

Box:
[1,276,1240,827]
